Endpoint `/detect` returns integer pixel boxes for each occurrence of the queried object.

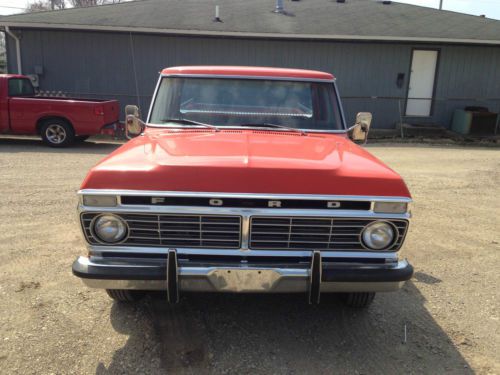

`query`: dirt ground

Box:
[0,136,498,374]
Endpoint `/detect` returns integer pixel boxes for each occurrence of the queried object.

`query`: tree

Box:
[25,0,122,13]
[69,0,122,7]
[0,34,6,73]
[26,0,66,12]
[69,0,99,6]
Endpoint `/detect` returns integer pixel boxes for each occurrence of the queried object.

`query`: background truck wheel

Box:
[106,289,145,302]
[75,135,90,142]
[340,292,376,308]
[41,119,75,147]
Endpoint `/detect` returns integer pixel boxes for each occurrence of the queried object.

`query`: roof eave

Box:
[1,21,499,46]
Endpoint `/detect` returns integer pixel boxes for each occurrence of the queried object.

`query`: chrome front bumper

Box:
[72,253,413,296]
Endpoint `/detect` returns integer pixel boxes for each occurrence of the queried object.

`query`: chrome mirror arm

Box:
[347,123,358,132]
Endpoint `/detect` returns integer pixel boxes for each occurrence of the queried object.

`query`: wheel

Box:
[40,119,75,147]
[75,135,90,142]
[340,292,376,308]
[106,289,145,302]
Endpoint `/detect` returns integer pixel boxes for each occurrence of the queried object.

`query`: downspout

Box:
[5,26,22,74]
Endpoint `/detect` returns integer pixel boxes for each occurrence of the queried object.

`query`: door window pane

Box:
[8,78,35,97]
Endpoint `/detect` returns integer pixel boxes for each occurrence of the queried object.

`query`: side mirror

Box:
[349,112,372,145]
[125,105,145,139]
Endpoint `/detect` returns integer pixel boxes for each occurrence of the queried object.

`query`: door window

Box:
[8,78,35,97]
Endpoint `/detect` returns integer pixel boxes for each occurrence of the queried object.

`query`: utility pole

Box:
[439,0,443,10]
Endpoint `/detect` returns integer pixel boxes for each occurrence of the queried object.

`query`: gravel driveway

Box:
[0,136,498,374]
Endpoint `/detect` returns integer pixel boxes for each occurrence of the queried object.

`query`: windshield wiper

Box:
[237,123,306,135]
[160,118,219,131]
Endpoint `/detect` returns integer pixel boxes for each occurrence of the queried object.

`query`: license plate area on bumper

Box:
[179,265,310,293]
[208,268,284,292]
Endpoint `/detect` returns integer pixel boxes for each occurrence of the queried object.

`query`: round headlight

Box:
[92,214,128,243]
[361,221,395,250]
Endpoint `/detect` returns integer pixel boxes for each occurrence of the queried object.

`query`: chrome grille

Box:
[81,213,241,248]
[249,217,408,251]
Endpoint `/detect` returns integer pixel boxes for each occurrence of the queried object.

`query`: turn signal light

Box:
[373,202,408,214]
[82,195,117,207]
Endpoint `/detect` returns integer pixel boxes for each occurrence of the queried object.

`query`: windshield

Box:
[149,77,344,131]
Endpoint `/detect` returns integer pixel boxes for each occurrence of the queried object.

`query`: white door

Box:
[406,50,438,116]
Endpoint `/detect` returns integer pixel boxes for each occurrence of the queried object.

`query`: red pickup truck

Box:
[72,66,413,308]
[0,74,120,147]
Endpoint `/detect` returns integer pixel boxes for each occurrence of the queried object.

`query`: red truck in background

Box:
[0,74,120,147]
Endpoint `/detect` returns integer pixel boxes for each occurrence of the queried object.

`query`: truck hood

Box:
[81,129,410,197]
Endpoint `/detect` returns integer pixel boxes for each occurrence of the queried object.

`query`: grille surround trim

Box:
[79,190,411,253]
[78,189,413,204]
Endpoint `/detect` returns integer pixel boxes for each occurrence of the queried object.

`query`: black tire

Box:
[75,135,90,142]
[106,289,145,302]
[340,292,376,308]
[40,119,75,147]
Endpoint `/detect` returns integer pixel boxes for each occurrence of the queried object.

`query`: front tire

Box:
[41,119,75,147]
[106,289,145,302]
[340,292,376,308]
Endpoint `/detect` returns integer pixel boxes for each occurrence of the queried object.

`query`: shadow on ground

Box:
[0,137,122,155]
[2,135,497,156]
[366,142,499,151]
[97,282,471,374]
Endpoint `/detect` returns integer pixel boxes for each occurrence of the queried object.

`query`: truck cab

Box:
[72,66,413,308]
